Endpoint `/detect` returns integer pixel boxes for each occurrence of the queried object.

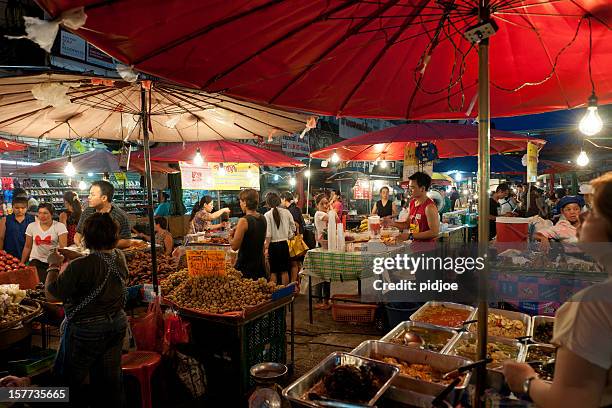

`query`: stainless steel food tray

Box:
[445,332,526,370]
[351,340,472,406]
[282,351,399,407]
[530,315,555,344]
[409,301,476,331]
[379,321,458,353]
[467,307,531,340]
[520,343,556,383]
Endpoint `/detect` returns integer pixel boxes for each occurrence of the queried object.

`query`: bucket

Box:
[496,217,529,242]
[384,302,422,330]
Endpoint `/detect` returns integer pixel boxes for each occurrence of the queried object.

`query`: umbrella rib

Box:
[131,0,287,65]
[233,122,258,138]
[268,0,402,105]
[568,0,610,29]
[201,0,362,89]
[216,140,227,162]
[338,2,431,113]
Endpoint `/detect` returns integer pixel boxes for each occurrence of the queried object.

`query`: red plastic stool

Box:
[121,351,161,408]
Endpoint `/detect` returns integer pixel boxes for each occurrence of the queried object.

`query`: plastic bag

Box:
[163,309,190,351]
[129,296,164,352]
[174,350,206,398]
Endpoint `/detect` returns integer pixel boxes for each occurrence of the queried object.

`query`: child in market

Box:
[0,197,35,259]
[313,194,331,310]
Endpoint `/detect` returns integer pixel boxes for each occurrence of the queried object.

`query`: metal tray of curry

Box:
[467,308,531,339]
[380,321,457,353]
[409,301,476,331]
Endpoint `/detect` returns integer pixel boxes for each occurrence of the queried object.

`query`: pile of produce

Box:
[1,284,38,326]
[350,219,368,233]
[162,265,281,314]
[127,252,177,286]
[0,250,26,273]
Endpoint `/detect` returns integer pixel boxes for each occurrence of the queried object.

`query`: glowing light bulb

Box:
[78,180,87,190]
[64,157,76,177]
[331,151,340,163]
[87,172,94,177]
[289,177,296,186]
[379,160,387,168]
[579,96,603,136]
[218,163,226,176]
[246,167,253,178]
[193,148,204,166]
[304,169,311,178]
[576,151,589,167]
[455,172,462,182]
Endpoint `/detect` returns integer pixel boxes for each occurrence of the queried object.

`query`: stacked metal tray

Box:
[408,301,477,331]
[380,321,458,353]
[530,315,555,344]
[466,308,532,340]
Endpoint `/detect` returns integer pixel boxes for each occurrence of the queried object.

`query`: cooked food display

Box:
[380,357,459,385]
[452,339,519,368]
[526,346,556,381]
[469,312,527,338]
[388,326,455,352]
[1,284,39,326]
[307,364,381,403]
[533,321,554,344]
[412,304,472,328]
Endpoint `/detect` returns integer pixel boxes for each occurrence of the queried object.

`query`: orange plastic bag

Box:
[130,296,164,352]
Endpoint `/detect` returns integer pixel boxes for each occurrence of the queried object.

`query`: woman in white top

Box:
[504,173,612,408]
[313,194,331,309]
[264,192,295,285]
[21,203,68,282]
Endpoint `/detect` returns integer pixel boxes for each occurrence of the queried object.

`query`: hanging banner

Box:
[527,142,538,183]
[402,144,418,181]
[179,162,260,191]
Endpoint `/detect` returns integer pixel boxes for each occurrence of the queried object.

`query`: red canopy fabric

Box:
[36,0,612,119]
[139,140,305,167]
[310,123,545,161]
[0,138,27,153]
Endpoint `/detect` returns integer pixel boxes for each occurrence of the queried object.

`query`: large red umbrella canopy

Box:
[0,138,27,153]
[36,0,612,119]
[310,123,545,161]
[140,140,305,167]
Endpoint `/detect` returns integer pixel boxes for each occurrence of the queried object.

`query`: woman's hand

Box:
[223,208,231,214]
[47,251,64,267]
[503,361,537,394]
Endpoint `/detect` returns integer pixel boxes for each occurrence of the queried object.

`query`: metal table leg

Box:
[357,279,362,296]
[308,275,313,324]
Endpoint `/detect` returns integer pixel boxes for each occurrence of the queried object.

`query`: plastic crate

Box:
[8,348,56,376]
[331,294,378,323]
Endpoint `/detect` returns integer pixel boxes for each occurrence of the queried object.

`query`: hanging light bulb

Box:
[193,147,204,166]
[579,94,603,136]
[304,169,311,178]
[379,160,387,168]
[331,151,340,163]
[576,150,590,167]
[455,172,462,182]
[64,156,76,177]
[87,172,94,177]
[78,179,87,190]
[289,176,296,186]
[218,162,226,176]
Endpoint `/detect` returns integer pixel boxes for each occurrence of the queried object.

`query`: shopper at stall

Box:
[371,186,397,218]
[189,195,230,234]
[45,212,128,408]
[313,193,331,309]
[449,187,460,211]
[74,181,131,249]
[264,193,295,285]
[281,191,306,283]
[535,195,584,250]
[488,183,511,240]
[330,190,344,215]
[137,216,174,256]
[21,203,67,282]
[230,189,267,280]
[0,196,35,259]
[59,191,82,246]
[504,173,612,408]
[154,192,172,216]
[13,187,39,215]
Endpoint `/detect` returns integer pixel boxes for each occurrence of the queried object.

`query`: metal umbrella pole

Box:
[475,0,491,406]
[140,83,159,294]
[306,158,312,213]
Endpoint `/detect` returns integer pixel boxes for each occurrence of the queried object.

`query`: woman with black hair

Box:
[60,191,82,246]
[189,195,230,234]
[230,189,267,280]
[45,212,128,408]
[264,192,295,285]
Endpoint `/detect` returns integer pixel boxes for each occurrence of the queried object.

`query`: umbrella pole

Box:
[475,1,491,406]
[306,159,311,213]
[141,85,159,294]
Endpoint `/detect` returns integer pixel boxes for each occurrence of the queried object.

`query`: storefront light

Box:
[579,94,603,136]
[576,151,590,167]
[193,147,204,166]
[64,156,76,177]
[304,169,311,178]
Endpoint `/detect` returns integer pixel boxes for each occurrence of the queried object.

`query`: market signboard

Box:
[527,142,538,183]
[186,250,226,277]
[179,162,260,190]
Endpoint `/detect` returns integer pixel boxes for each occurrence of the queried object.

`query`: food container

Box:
[531,315,555,344]
[282,352,399,407]
[467,308,531,340]
[380,321,457,353]
[410,301,476,331]
[351,340,472,406]
[368,215,381,239]
[521,344,556,382]
[496,217,529,242]
[445,332,525,370]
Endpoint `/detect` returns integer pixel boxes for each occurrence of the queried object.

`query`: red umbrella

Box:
[138,140,305,167]
[35,1,611,119]
[0,138,27,153]
[311,123,545,161]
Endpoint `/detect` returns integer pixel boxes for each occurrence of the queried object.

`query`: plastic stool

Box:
[121,351,161,408]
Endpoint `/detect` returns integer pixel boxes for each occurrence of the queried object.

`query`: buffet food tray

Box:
[379,321,458,354]
[520,343,556,383]
[530,315,555,344]
[409,301,476,331]
[282,351,399,407]
[467,308,532,340]
[351,341,472,406]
